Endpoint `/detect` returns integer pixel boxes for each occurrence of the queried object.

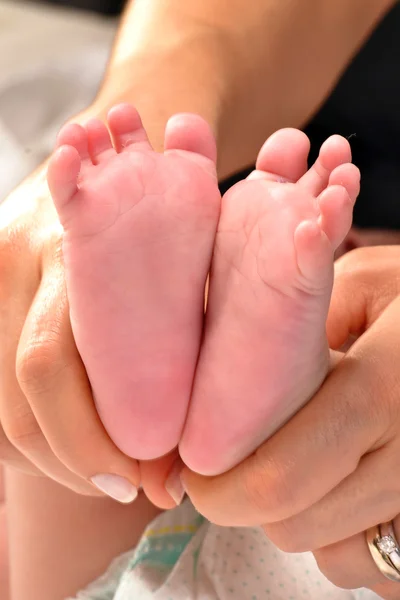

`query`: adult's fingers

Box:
[315,534,391,592]
[140,451,181,509]
[0,227,47,475]
[16,256,141,502]
[263,440,400,552]
[0,194,103,492]
[0,176,140,500]
[314,515,400,599]
[182,294,400,526]
[0,262,105,495]
[327,246,400,348]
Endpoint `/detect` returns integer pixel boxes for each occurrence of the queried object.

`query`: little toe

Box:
[294,220,333,291]
[317,185,354,249]
[48,145,81,215]
[164,114,217,164]
[298,135,352,196]
[56,123,92,166]
[328,163,361,206]
[107,103,152,152]
[248,128,310,182]
[85,118,115,164]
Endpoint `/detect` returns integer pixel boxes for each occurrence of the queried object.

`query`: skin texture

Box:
[48,109,359,479]
[0,0,394,505]
[182,246,400,600]
[0,468,9,600]
[180,132,359,475]
[0,0,398,598]
[48,107,220,461]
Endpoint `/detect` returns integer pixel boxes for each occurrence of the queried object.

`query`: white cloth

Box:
[71,500,382,600]
[0,0,116,200]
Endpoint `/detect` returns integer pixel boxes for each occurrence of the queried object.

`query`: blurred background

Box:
[1,1,400,229]
[41,0,125,14]
[0,0,125,201]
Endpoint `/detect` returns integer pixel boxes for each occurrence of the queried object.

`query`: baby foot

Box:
[47,104,220,459]
[180,128,360,475]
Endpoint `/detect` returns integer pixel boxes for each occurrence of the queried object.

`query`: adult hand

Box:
[0,167,143,501]
[183,245,400,599]
[2,0,391,509]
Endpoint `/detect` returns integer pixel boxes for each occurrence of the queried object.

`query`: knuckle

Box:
[335,246,400,301]
[264,520,308,554]
[243,450,296,521]
[333,248,382,304]
[336,245,380,275]
[342,350,397,437]
[361,353,400,429]
[334,246,365,276]
[3,411,43,452]
[312,545,377,591]
[16,339,64,396]
[313,548,352,589]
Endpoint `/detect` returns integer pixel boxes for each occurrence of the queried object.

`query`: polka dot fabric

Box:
[72,500,382,600]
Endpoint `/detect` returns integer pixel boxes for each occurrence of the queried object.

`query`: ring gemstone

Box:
[377,535,397,554]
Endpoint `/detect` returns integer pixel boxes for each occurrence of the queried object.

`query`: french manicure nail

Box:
[90,474,138,504]
[165,458,185,506]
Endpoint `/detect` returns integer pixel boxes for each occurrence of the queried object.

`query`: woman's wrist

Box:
[93,34,236,175]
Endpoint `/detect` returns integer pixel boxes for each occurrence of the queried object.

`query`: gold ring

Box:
[366,521,400,582]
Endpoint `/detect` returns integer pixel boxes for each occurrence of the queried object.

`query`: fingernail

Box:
[165,458,185,506]
[90,474,138,504]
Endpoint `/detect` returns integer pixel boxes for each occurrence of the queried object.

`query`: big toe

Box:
[164,113,217,165]
[248,128,310,183]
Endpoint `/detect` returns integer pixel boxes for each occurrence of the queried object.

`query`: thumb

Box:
[327,246,400,349]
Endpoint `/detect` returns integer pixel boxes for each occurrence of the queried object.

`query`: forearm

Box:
[26,0,396,187]
[93,0,236,167]
[92,0,395,178]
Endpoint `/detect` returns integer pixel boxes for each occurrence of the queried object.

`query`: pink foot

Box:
[180,130,360,475]
[48,104,220,459]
